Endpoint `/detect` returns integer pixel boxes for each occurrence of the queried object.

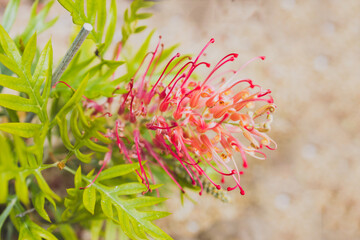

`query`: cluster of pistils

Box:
[169,158,231,202]
[113,37,276,196]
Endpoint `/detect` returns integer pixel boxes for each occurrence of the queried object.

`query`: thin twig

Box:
[16,208,35,218]
[51,23,93,86]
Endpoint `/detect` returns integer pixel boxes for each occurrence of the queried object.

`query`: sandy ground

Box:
[1,0,360,239]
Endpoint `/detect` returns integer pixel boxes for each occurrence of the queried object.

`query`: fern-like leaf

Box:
[1,0,21,32]
[10,200,57,240]
[57,0,117,56]
[121,0,155,46]
[0,27,52,123]
[19,0,58,44]
[56,103,110,164]
[64,165,172,240]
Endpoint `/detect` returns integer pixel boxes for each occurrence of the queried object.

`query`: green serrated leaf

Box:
[101,193,114,219]
[0,133,15,168]
[112,182,147,195]
[36,40,53,104]
[22,33,37,77]
[33,192,52,222]
[34,170,61,201]
[0,53,22,76]
[0,24,21,64]
[74,166,83,189]
[86,0,96,24]
[57,116,75,149]
[83,186,96,214]
[96,0,106,44]
[10,200,57,240]
[0,123,41,138]
[141,211,171,221]
[0,94,38,113]
[0,30,52,122]
[125,196,167,209]
[74,149,93,163]
[129,216,147,239]
[21,0,58,43]
[64,151,172,240]
[14,173,30,206]
[97,163,140,182]
[0,74,29,93]
[101,0,117,55]
[0,174,10,204]
[84,138,109,152]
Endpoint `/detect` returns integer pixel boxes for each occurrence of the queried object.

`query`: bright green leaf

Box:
[97,163,140,182]
[14,173,30,206]
[0,123,41,138]
[125,196,167,209]
[83,186,96,214]
[22,33,37,76]
[100,193,114,219]
[33,192,52,222]
[112,182,147,195]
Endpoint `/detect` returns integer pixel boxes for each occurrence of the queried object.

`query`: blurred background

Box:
[1,0,359,239]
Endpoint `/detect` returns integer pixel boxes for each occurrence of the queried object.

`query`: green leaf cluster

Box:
[57,0,117,56]
[0,0,177,239]
[61,166,172,239]
[121,0,155,46]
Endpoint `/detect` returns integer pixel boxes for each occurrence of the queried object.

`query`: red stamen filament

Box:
[134,130,151,191]
[201,53,238,87]
[149,52,181,95]
[144,140,185,193]
[52,81,75,91]
[115,121,144,180]
[80,148,112,189]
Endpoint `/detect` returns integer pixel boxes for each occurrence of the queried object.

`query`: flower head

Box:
[115,37,276,195]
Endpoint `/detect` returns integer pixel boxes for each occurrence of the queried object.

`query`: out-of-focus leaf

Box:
[20,0,58,44]
[0,196,17,233]
[1,0,21,32]
[0,123,41,138]
[10,201,57,240]
[14,173,30,206]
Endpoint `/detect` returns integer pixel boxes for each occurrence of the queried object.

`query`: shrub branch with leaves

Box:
[0,0,277,239]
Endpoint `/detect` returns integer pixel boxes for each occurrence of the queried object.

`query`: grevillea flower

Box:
[113,37,277,195]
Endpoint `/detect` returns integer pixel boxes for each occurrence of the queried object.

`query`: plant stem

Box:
[51,23,93,86]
